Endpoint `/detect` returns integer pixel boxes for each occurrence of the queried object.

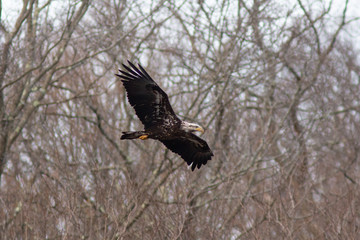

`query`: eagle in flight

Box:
[116,61,213,171]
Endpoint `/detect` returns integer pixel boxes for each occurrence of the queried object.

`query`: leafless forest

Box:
[1,0,360,239]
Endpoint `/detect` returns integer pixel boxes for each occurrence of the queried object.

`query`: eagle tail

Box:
[120,131,147,140]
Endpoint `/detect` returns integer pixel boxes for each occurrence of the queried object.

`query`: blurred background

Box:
[1,0,360,239]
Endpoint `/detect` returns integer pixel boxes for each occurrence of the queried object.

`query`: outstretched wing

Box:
[160,133,214,171]
[116,61,180,129]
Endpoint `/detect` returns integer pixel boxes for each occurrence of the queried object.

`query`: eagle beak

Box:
[195,127,204,133]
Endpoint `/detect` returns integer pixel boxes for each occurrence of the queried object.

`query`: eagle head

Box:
[181,121,204,133]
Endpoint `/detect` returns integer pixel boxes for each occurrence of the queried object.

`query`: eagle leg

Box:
[139,134,149,140]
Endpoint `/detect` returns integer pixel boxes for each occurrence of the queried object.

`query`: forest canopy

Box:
[1,0,360,239]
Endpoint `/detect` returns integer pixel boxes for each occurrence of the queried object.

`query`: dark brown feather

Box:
[116,60,180,129]
[160,133,214,171]
[117,61,214,171]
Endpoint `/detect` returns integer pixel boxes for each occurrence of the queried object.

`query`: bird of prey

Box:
[116,61,213,171]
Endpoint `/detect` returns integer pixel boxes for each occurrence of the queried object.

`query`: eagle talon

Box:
[139,135,149,140]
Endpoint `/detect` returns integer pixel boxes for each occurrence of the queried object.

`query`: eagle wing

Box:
[116,61,180,129]
[160,133,214,171]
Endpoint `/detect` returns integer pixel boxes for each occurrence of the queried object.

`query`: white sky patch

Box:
[2,0,70,29]
[2,0,23,24]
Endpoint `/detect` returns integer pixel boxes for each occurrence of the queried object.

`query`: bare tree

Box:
[1,0,359,239]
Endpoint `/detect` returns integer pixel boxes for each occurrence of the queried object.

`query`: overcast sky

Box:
[2,0,360,50]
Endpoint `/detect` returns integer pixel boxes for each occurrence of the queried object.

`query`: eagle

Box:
[116,61,213,171]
